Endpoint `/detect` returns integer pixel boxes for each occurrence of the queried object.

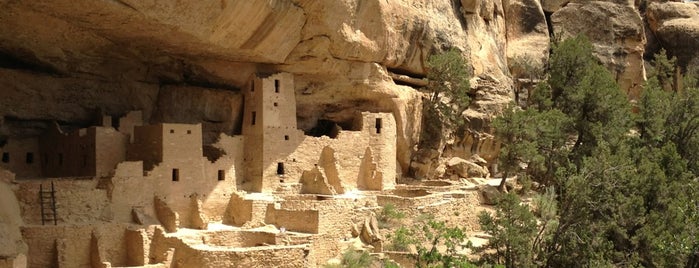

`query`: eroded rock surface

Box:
[552,1,646,100]
[647,2,699,66]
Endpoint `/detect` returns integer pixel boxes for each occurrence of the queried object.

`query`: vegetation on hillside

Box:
[391,36,699,267]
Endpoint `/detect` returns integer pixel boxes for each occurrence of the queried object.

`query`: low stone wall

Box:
[21,223,131,268]
[151,227,311,268]
[173,244,310,268]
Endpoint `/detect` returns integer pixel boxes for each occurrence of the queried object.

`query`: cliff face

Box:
[0,0,697,172]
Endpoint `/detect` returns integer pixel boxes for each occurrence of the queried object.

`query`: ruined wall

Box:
[116,111,144,143]
[277,112,398,192]
[31,126,128,179]
[202,135,244,221]
[127,124,164,170]
[94,127,128,177]
[110,161,155,223]
[40,126,97,178]
[15,178,111,225]
[21,224,130,268]
[265,205,320,234]
[0,138,40,178]
[275,196,378,265]
[223,192,253,226]
[172,244,309,268]
[203,230,276,247]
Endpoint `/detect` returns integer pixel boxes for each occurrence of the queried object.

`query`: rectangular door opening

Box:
[375,118,383,134]
[277,162,285,176]
[172,169,180,181]
[218,170,225,181]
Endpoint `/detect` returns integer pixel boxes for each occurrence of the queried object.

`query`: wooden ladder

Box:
[39,181,58,225]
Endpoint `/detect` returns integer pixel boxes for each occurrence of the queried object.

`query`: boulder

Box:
[479,185,502,205]
[647,2,699,66]
[446,157,491,178]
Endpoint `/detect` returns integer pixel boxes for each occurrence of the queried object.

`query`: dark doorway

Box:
[274,79,280,93]
[1,152,8,163]
[277,162,285,176]
[218,170,225,181]
[375,118,383,134]
[306,119,340,138]
[172,169,180,181]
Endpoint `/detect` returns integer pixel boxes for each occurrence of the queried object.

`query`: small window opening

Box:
[1,152,9,163]
[274,79,280,93]
[218,170,225,181]
[277,162,285,176]
[274,102,278,107]
[170,129,174,134]
[172,169,180,181]
[26,153,34,164]
[58,154,63,166]
[284,135,289,140]
[187,130,192,134]
[251,112,257,125]
[375,118,383,134]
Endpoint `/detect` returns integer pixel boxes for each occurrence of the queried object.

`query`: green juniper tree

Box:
[482,37,699,267]
[420,49,471,150]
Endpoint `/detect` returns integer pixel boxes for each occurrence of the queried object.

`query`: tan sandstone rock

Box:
[647,2,699,66]
[552,1,646,100]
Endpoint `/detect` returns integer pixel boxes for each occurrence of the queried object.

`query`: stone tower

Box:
[242,72,302,192]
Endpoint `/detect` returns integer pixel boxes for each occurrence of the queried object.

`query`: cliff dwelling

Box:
[3,0,699,267]
[1,72,486,268]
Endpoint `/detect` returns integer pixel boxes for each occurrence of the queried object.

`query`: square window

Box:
[170,129,175,134]
[187,130,192,134]
[284,135,289,140]
[274,102,278,107]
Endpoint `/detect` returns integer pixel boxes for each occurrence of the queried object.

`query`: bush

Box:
[378,203,405,228]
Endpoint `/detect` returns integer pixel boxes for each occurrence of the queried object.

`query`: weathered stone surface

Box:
[190,195,208,230]
[552,1,646,100]
[154,196,178,233]
[479,185,502,205]
[152,86,243,144]
[504,0,549,75]
[0,174,27,261]
[131,207,158,226]
[446,157,491,179]
[647,2,699,66]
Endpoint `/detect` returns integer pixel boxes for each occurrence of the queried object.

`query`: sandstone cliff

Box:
[0,0,697,176]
